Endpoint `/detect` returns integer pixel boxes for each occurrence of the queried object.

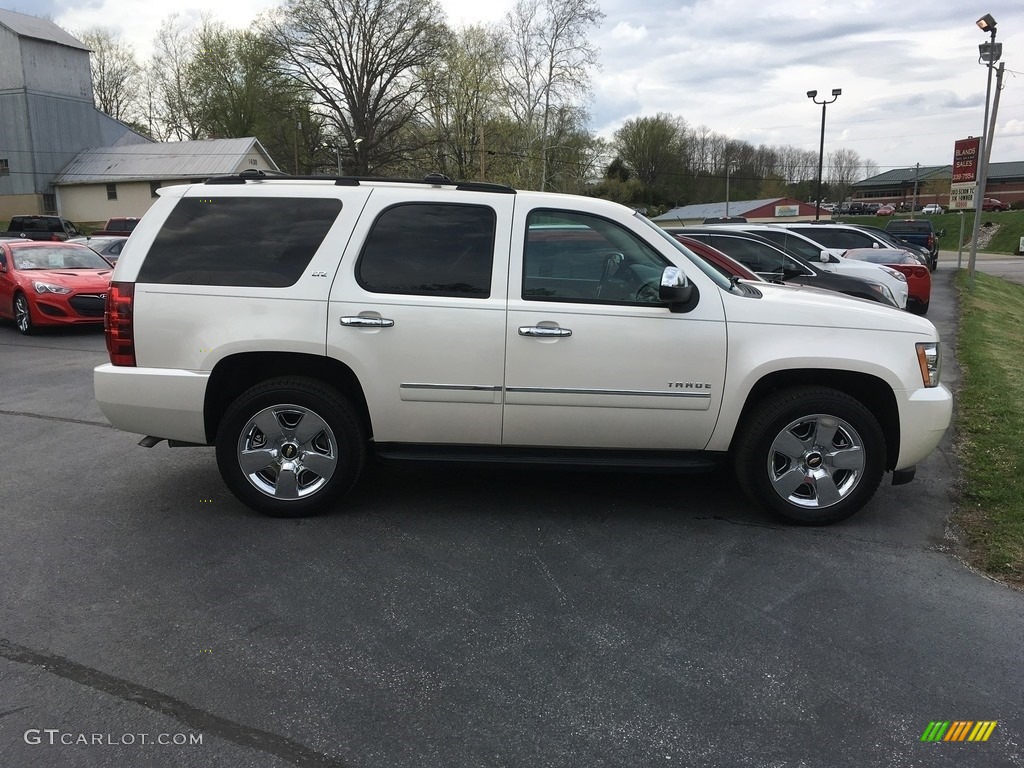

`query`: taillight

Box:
[51,234,61,241]
[927,234,936,250]
[104,281,136,366]
[913,266,927,278]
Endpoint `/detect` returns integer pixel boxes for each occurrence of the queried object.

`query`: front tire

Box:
[734,387,886,525]
[13,293,34,335]
[215,377,366,517]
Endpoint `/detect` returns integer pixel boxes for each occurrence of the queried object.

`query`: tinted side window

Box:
[790,227,837,248]
[357,203,495,298]
[138,197,341,287]
[710,236,787,273]
[523,210,668,304]
[758,230,822,262]
[795,227,875,250]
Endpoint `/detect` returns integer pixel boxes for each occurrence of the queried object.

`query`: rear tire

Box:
[734,387,886,525]
[215,377,366,517]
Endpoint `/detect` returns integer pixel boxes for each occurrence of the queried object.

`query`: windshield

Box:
[636,214,733,290]
[11,245,110,270]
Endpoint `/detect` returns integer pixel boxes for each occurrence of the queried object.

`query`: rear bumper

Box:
[94,364,210,444]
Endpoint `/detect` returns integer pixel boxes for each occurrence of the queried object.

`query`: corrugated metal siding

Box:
[25,94,114,192]
[0,91,34,195]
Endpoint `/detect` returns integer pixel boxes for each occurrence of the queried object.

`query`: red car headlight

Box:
[33,281,72,295]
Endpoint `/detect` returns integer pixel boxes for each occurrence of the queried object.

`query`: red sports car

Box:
[673,235,762,281]
[840,247,931,315]
[0,240,113,334]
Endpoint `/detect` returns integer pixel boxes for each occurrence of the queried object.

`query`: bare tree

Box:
[503,0,603,190]
[149,15,205,141]
[265,0,448,175]
[78,28,142,123]
[828,147,865,206]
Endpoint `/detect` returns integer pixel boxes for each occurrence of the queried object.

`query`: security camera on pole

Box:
[967,13,1004,287]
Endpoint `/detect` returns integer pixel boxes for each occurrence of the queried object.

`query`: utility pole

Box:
[911,163,920,219]
[479,124,486,181]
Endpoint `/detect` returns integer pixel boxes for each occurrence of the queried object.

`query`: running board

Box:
[373,443,724,472]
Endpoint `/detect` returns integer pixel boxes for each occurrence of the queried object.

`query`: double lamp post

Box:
[807,88,841,221]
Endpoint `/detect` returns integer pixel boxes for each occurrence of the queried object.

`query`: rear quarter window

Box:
[137,197,342,287]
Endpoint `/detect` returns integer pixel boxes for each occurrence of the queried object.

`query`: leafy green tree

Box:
[614,113,687,189]
[418,24,506,181]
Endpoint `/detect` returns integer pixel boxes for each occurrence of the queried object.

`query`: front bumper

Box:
[896,384,953,469]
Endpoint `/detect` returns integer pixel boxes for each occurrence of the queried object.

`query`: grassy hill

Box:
[838,210,1024,254]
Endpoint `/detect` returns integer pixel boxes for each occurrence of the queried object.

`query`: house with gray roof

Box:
[651,197,820,225]
[54,138,280,223]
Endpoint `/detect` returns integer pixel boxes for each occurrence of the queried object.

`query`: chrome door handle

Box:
[340,316,394,327]
[518,326,572,337]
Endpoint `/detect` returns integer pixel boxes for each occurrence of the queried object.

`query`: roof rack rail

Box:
[204,172,516,194]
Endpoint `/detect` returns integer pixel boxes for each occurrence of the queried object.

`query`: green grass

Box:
[955,270,1024,585]
[838,210,1024,254]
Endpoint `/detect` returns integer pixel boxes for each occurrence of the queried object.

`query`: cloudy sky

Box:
[6,0,1023,174]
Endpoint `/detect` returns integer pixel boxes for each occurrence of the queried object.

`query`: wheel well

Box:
[203,352,372,444]
[736,369,900,470]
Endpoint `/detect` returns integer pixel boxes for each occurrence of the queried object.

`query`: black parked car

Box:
[662,227,901,307]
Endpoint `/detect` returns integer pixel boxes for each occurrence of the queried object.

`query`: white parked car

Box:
[921,204,944,215]
[719,224,911,310]
[94,173,951,525]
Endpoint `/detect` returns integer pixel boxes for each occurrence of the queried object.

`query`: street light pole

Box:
[807,88,841,221]
[968,13,1000,287]
[725,162,732,218]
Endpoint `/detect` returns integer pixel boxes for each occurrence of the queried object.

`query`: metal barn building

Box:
[0,9,149,220]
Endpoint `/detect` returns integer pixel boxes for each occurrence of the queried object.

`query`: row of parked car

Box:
[664,220,936,315]
[0,236,129,334]
[0,215,138,334]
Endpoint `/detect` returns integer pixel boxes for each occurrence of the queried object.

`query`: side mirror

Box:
[872,242,880,248]
[819,250,833,263]
[659,266,697,312]
[939,228,947,237]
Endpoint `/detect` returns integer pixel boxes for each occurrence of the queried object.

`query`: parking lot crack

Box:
[0,409,114,429]
[0,638,351,768]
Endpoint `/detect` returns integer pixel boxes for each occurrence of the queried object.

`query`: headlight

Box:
[33,281,72,294]
[881,266,907,282]
[864,280,897,305]
[916,342,941,387]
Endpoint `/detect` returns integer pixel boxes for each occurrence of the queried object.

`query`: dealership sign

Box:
[950,137,981,210]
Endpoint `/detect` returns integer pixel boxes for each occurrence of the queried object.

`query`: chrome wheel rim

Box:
[767,414,865,509]
[236,404,338,500]
[14,295,29,333]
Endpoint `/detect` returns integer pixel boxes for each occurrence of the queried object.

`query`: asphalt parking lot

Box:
[1,264,1022,767]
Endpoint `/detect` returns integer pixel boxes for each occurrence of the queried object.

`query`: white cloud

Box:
[14,0,1024,171]
[610,21,646,44]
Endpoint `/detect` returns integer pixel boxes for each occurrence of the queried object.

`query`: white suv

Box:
[94,173,952,524]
